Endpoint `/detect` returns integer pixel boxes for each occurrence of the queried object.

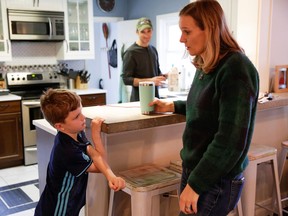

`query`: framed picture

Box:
[274,65,288,93]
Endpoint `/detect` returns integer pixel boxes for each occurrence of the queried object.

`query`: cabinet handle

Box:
[6,40,9,54]
[65,40,69,53]
[0,104,9,111]
[88,97,97,100]
[48,18,52,39]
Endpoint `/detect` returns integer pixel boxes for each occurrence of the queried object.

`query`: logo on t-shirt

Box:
[82,152,90,162]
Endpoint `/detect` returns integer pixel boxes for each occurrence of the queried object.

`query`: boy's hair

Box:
[40,88,81,126]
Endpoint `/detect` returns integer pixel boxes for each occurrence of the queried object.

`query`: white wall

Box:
[86,17,123,104]
[270,0,288,85]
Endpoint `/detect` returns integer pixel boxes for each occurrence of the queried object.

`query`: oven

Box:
[21,99,42,165]
[6,70,61,165]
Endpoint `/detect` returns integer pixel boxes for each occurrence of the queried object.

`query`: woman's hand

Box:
[179,184,199,214]
[149,98,175,113]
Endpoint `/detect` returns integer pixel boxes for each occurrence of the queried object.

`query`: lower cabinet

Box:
[0,100,24,169]
[80,93,106,107]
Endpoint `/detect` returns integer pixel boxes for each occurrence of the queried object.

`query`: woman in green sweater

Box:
[150,1,259,215]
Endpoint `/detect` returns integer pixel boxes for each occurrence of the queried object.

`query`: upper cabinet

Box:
[217,0,238,37]
[0,0,11,61]
[219,0,272,92]
[5,0,63,11]
[56,0,95,60]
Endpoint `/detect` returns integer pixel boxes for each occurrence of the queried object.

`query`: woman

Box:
[150,1,259,215]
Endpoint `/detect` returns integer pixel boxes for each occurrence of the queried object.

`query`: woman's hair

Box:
[40,89,81,126]
[180,0,243,73]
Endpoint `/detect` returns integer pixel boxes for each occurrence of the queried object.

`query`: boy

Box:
[34,89,125,216]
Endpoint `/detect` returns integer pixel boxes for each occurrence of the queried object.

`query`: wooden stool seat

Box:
[108,164,181,216]
[242,144,283,216]
[248,144,277,161]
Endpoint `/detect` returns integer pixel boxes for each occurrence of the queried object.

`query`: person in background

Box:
[34,89,125,216]
[149,1,259,215]
[122,17,167,102]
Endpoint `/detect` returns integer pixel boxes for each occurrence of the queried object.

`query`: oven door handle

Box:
[22,101,40,106]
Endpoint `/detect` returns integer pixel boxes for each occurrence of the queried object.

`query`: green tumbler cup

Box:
[139,81,155,114]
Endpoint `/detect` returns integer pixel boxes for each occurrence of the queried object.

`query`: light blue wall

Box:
[92,0,190,45]
[93,0,189,18]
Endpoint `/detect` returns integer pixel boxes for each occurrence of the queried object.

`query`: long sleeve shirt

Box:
[122,42,162,101]
[174,52,259,194]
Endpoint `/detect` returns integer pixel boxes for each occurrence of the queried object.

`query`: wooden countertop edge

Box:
[101,114,186,134]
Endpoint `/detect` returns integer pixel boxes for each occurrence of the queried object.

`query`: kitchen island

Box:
[33,102,186,216]
[34,92,288,216]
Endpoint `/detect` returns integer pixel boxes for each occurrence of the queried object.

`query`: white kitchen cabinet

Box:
[56,0,94,60]
[218,0,271,92]
[0,0,11,61]
[5,0,63,11]
[217,0,238,36]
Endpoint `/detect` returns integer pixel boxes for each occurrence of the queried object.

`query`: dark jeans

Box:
[179,167,244,216]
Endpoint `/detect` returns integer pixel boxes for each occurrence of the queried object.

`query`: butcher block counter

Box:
[83,102,185,133]
[34,102,186,216]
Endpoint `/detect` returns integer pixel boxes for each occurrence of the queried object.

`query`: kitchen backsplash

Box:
[0,42,87,80]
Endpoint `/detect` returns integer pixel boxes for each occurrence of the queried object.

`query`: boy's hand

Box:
[108,176,126,191]
[90,117,104,133]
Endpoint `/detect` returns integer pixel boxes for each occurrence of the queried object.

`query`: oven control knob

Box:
[54,75,58,79]
[17,77,20,81]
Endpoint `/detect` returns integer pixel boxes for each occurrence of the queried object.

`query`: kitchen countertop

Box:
[83,102,186,133]
[257,92,288,111]
[161,89,288,111]
[71,88,106,95]
[0,94,21,102]
[32,92,288,135]
[0,88,106,102]
[33,101,186,135]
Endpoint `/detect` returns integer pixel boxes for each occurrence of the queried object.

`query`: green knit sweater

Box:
[174,52,259,194]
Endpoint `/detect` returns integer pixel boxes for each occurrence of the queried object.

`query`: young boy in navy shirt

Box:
[35,89,125,216]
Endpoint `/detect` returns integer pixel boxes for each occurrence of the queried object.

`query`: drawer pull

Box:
[88,97,97,100]
[0,104,9,111]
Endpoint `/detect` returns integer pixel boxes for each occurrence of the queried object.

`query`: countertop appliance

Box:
[6,69,61,165]
[7,9,65,41]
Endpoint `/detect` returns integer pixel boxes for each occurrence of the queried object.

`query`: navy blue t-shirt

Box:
[34,131,92,216]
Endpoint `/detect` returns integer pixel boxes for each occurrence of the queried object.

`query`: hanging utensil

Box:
[102,23,111,79]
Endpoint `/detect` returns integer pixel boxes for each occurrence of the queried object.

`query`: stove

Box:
[7,71,61,99]
[7,70,62,165]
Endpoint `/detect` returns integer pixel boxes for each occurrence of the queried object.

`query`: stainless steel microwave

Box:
[7,9,65,41]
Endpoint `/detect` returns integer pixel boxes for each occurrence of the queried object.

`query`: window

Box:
[156,13,195,90]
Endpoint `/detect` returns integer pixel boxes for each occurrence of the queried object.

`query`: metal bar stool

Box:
[277,140,288,214]
[108,164,181,216]
[170,160,243,216]
[242,144,283,216]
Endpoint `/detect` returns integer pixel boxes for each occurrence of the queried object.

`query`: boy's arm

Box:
[86,118,125,191]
